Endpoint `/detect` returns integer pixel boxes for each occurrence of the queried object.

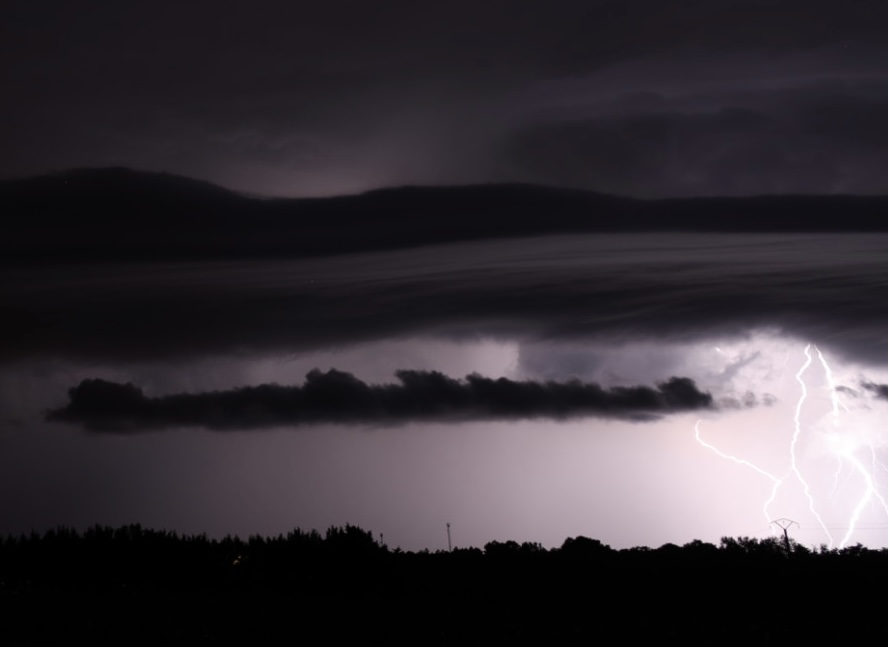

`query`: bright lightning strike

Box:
[696,341,888,549]
[791,345,833,547]
[814,346,888,548]
[694,420,782,526]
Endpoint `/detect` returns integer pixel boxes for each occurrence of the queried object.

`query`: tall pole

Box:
[446,522,452,552]
[770,518,798,555]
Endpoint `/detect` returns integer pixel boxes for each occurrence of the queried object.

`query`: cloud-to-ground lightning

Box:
[791,345,833,546]
[694,419,783,526]
[814,346,888,548]
[697,342,888,549]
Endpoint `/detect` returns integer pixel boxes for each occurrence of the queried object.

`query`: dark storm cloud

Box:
[1,1,885,195]
[1,231,886,366]
[48,370,713,430]
[7,1,880,93]
[502,83,888,197]
[862,382,888,400]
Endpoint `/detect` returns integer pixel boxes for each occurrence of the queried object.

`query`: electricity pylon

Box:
[770,518,798,554]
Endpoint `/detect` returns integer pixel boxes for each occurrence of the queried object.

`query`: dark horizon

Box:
[4,166,888,267]
[7,163,888,202]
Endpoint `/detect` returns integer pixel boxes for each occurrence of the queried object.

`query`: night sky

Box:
[3,0,886,196]
[1,1,887,551]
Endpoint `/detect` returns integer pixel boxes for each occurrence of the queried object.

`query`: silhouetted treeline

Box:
[2,523,884,594]
[2,524,884,644]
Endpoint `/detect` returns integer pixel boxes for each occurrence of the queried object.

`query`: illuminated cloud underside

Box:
[1,233,885,550]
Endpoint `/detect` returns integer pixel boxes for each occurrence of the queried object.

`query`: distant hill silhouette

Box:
[2,167,886,261]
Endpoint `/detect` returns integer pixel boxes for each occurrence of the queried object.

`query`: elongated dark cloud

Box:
[48,370,713,430]
[5,171,886,262]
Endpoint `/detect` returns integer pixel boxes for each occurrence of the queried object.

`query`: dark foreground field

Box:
[2,525,884,645]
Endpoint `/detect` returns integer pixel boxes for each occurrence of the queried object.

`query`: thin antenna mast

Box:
[446,522,452,552]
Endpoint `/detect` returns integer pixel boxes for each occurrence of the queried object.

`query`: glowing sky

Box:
[1,234,885,550]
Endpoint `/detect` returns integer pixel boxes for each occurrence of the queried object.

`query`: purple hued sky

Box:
[2,0,886,197]
[1,1,887,551]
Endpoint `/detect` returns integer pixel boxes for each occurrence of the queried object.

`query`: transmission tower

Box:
[770,518,798,554]
[446,522,452,552]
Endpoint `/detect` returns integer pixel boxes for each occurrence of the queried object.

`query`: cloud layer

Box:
[1,1,884,196]
[503,89,888,197]
[3,233,886,366]
[49,370,713,430]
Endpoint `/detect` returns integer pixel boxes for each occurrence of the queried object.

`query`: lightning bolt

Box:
[815,346,849,418]
[694,420,782,526]
[696,342,888,549]
[814,346,888,548]
[791,344,833,547]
